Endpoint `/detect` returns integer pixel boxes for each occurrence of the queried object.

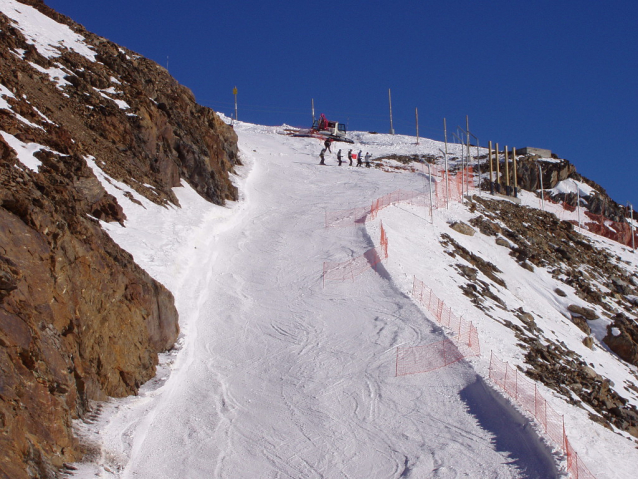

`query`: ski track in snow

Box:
[69,121,638,479]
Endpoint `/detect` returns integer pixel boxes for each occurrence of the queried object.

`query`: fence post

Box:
[515,369,518,399]
[489,349,494,379]
[395,347,399,377]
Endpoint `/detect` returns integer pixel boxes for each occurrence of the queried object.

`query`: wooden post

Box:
[415,107,419,145]
[504,145,510,196]
[495,142,500,193]
[512,147,518,197]
[488,141,494,195]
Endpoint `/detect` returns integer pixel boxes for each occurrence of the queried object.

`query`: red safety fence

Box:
[489,353,596,479]
[396,339,472,376]
[325,167,476,228]
[396,277,480,376]
[323,222,388,286]
[411,277,480,356]
[370,189,433,220]
[435,167,475,205]
[582,211,638,249]
[325,206,370,228]
[540,193,637,250]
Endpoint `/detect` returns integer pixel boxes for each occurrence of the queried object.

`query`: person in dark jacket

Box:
[324,138,333,153]
[348,149,353,166]
[337,149,343,166]
[356,150,363,167]
[319,147,326,165]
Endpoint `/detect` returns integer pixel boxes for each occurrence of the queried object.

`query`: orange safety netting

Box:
[435,167,475,205]
[489,353,596,479]
[324,167,475,228]
[324,206,370,228]
[322,222,388,286]
[396,277,480,376]
[540,193,637,251]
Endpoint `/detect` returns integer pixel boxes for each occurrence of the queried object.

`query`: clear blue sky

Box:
[45,0,637,208]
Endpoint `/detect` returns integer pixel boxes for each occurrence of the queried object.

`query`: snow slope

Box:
[70,120,638,479]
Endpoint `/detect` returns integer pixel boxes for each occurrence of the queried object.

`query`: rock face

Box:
[1,2,239,477]
[604,314,638,366]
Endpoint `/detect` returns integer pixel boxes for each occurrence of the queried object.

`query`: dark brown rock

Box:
[570,314,591,335]
[603,315,638,366]
[0,2,238,477]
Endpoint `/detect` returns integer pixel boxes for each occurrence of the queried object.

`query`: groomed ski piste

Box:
[70,118,638,479]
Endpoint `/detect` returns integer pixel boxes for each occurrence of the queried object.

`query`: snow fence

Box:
[403,277,596,478]
[541,192,637,250]
[396,277,481,376]
[489,353,596,479]
[322,222,388,286]
[324,167,475,228]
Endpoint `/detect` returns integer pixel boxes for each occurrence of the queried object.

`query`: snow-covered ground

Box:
[67,120,638,479]
[4,3,636,477]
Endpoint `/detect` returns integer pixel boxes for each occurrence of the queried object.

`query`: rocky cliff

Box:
[0,1,239,477]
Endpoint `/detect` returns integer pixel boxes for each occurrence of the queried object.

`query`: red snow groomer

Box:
[287,113,354,143]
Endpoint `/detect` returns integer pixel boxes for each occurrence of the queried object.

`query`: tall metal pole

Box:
[495,142,500,193]
[504,146,510,196]
[388,89,395,135]
[428,162,433,221]
[577,183,581,228]
[538,162,545,211]
[488,141,494,195]
[632,204,636,251]
[443,119,450,209]
[453,132,464,203]
[476,138,481,196]
[415,108,419,145]
[466,116,471,199]
[512,147,518,198]
[233,86,238,121]
[311,98,315,124]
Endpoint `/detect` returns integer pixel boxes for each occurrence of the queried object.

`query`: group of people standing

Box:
[319,138,372,167]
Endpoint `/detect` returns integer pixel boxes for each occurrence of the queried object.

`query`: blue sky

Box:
[46,0,637,208]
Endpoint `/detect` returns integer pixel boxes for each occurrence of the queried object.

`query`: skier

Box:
[319,147,326,165]
[337,149,343,166]
[357,150,363,167]
[365,152,372,168]
[324,137,333,153]
[348,149,353,166]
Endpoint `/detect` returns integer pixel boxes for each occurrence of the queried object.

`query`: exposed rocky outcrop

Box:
[1,1,239,477]
[465,196,638,437]
[604,313,638,367]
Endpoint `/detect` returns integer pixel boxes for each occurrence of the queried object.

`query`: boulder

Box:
[582,336,594,349]
[495,237,511,248]
[568,304,599,320]
[449,222,475,236]
[603,317,638,366]
[571,315,591,335]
